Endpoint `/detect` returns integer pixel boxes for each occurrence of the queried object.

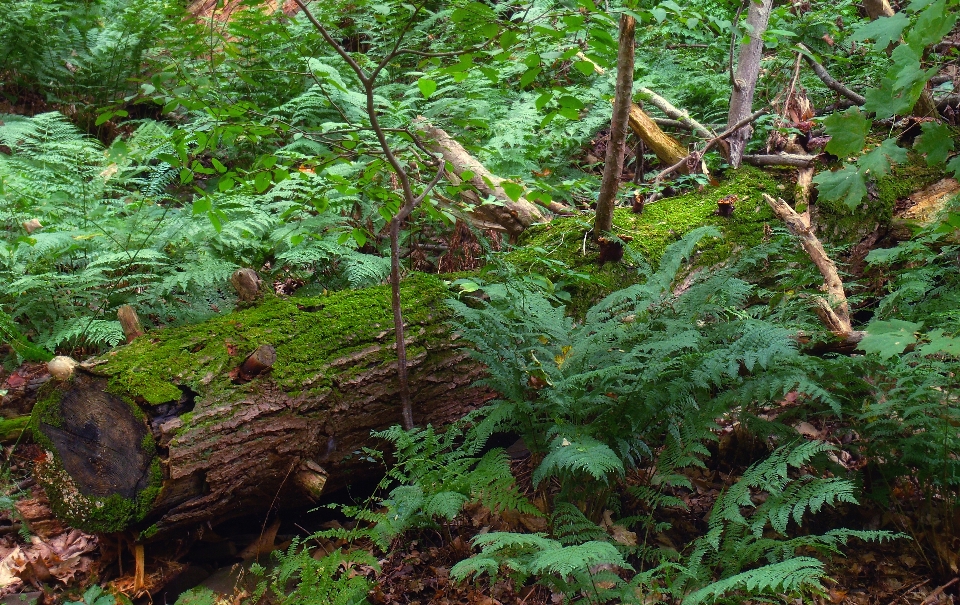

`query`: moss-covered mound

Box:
[507,165,785,310]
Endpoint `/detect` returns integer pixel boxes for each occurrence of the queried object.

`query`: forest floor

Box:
[0,376,957,605]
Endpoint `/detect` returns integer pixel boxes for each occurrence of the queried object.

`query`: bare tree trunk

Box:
[595,14,636,235]
[725,0,773,168]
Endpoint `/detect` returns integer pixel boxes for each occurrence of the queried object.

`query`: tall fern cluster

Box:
[0,112,388,356]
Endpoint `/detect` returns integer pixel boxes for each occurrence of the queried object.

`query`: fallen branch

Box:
[636,87,714,139]
[742,153,816,168]
[651,108,768,188]
[799,45,866,105]
[574,53,694,171]
[413,121,547,235]
[762,194,862,341]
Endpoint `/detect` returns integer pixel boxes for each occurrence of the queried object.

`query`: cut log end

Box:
[118,305,144,344]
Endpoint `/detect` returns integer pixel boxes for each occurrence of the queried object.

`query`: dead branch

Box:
[636,87,714,139]
[742,153,816,168]
[762,194,862,341]
[799,45,866,105]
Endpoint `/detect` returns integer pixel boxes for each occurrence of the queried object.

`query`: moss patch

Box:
[506,166,783,311]
[813,154,944,243]
[94,273,452,406]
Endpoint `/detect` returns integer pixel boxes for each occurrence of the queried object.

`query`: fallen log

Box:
[30,274,490,538]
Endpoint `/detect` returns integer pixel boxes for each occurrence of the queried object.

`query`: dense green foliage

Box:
[1,0,959,601]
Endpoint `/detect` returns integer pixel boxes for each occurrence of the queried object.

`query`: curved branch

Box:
[798,45,866,106]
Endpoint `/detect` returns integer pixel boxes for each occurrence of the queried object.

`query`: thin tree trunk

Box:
[725,0,773,168]
[595,14,636,235]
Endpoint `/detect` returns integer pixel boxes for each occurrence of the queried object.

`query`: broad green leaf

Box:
[351,228,367,248]
[254,171,271,193]
[906,0,956,50]
[218,176,235,192]
[192,197,211,214]
[417,78,437,99]
[947,155,960,179]
[501,181,524,202]
[207,211,222,233]
[812,164,867,209]
[858,139,907,177]
[574,61,597,76]
[500,29,518,49]
[859,319,921,359]
[211,158,227,174]
[557,96,585,110]
[519,67,541,88]
[914,122,956,166]
[863,78,918,119]
[823,108,871,157]
[917,329,960,356]
[535,92,554,111]
[95,111,113,126]
[850,13,908,49]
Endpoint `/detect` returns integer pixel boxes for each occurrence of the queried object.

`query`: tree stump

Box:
[30,274,491,538]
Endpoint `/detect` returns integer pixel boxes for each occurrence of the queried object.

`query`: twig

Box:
[920,578,958,605]
[798,44,866,105]
[885,579,930,605]
[651,107,768,186]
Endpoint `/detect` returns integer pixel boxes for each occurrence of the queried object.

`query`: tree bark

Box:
[595,13,636,236]
[726,0,774,168]
[30,274,491,538]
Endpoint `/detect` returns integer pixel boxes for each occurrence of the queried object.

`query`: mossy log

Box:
[30,274,490,538]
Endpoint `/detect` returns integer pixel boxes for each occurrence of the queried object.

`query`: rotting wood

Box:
[636,87,714,140]
[117,306,144,344]
[31,274,492,538]
[763,194,862,342]
[414,122,548,235]
[230,268,263,302]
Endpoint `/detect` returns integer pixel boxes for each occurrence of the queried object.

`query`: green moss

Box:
[94,273,452,408]
[813,153,944,243]
[33,450,162,534]
[0,416,30,444]
[506,166,783,311]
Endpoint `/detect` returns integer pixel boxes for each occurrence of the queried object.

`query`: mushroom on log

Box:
[30,274,490,538]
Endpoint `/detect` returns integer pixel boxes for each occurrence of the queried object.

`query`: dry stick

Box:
[762,194,864,341]
[920,578,959,605]
[294,0,447,429]
[636,87,714,140]
[798,45,866,105]
[651,107,769,187]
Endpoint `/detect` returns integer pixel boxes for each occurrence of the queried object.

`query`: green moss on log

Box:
[94,273,452,406]
[508,166,782,310]
[813,154,944,242]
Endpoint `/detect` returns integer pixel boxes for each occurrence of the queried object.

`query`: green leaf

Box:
[500,29,517,49]
[207,211,222,233]
[863,78,917,119]
[914,122,956,166]
[254,171,272,193]
[858,139,907,177]
[574,61,596,76]
[850,12,908,49]
[210,158,227,174]
[812,164,867,209]
[947,155,960,179]
[519,67,541,88]
[823,108,871,157]
[417,78,437,99]
[351,228,367,248]
[95,111,113,126]
[858,319,921,359]
[917,329,960,356]
[501,181,524,202]
[535,92,554,111]
[218,176,235,192]
[905,0,956,50]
